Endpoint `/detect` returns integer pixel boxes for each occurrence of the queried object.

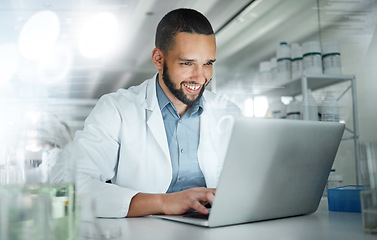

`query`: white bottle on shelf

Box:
[320,91,340,122]
[322,42,342,75]
[291,43,303,80]
[276,42,291,85]
[286,98,301,120]
[302,89,319,121]
[259,61,271,85]
[268,99,286,119]
[270,57,278,85]
[302,41,322,74]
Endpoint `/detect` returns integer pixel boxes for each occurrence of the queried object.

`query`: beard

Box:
[162,62,207,106]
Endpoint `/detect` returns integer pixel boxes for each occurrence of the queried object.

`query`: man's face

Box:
[160,32,216,107]
[162,62,205,106]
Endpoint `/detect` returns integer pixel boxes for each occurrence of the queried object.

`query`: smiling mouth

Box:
[183,83,201,92]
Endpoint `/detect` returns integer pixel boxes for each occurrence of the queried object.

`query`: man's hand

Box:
[127,187,216,217]
[161,187,216,215]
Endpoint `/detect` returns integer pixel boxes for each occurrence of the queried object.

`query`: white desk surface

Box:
[94,198,375,240]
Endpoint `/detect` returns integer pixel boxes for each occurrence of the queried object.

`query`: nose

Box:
[192,65,210,85]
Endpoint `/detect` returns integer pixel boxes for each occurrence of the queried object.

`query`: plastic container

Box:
[358,142,377,189]
[267,99,286,119]
[322,42,342,75]
[270,57,277,84]
[328,185,367,212]
[259,61,271,84]
[302,41,322,74]
[361,189,377,233]
[320,91,339,122]
[301,89,319,121]
[286,98,301,120]
[291,43,303,80]
[276,42,291,84]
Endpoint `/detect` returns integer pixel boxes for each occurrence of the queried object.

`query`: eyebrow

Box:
[178,58,217,63]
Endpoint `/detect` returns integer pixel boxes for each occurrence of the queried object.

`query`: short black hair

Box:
[155,8,214,53]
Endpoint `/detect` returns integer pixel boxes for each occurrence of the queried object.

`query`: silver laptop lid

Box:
[208,118,345,227]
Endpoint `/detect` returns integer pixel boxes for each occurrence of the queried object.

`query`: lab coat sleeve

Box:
[71,95,138,218]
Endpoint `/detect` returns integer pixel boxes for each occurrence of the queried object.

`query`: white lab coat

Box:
[71,75,240,217]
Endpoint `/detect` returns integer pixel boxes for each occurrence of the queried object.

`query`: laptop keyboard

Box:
[182,211,210,220]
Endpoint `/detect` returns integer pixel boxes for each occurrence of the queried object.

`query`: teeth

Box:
[183,83,200,91]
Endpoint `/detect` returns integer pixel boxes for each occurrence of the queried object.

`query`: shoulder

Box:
[104,79,150,104]
[95,77,154,110]
[82,78,154,137]
[86,78,154,123]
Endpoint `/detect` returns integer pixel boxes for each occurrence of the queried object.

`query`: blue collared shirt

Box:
[156,78,206,193]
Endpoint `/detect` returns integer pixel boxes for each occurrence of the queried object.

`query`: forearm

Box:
[127,193,165,217]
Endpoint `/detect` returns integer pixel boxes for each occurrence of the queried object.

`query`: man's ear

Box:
[152,48,164,70]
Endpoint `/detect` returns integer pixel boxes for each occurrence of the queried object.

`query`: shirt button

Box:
[179,119,182,123]
[180,149,184,153]
[178,177,183,181]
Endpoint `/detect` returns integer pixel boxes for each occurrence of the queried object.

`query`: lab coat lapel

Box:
[198,92,236,188]
[143,77,171,162]
[198,100,222,188]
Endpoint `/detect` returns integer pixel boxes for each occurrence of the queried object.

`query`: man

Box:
[71,8,240,218]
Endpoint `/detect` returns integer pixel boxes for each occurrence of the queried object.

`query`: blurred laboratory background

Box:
[0,0,377,186]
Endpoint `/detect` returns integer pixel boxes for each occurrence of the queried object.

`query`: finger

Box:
[192,201,209,215]
[206,191,215,205]
[193,190,215,214]
[206,188,216,197]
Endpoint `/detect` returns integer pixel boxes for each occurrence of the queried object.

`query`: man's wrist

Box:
[159,193,167,215]
[127,192,166,217]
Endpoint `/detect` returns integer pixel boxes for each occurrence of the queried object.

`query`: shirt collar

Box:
[156,75,171,111]
[156,75,203,117]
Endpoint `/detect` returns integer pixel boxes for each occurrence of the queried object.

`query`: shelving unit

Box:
[260,74,360,184]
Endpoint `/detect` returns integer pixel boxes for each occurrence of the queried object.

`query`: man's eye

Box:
[181,62,192,66]
[205,62,214,66]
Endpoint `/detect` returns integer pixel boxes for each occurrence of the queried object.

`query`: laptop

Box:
[153,117,345,227]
